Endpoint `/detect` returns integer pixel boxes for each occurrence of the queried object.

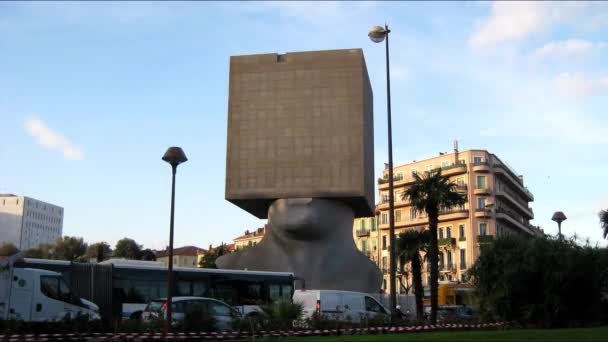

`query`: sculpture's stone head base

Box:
[216,198,382,293]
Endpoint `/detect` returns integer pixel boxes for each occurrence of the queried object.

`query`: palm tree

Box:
[403,168,466,324]
[395,229,429,321]
[600,209,608,239]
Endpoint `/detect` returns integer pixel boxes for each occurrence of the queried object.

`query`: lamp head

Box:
[551,211,567,224]
[368,25,388,43]
[162,146,188,167]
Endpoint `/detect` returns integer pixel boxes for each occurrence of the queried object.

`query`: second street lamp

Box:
[162,146,188,332]
[552,211,567,240]
[368,24,397,317]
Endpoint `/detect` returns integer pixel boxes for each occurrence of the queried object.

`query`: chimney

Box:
[454,139,459,164]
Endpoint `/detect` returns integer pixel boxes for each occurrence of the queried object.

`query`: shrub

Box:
[258,300,304,330]
[470,234,608,328]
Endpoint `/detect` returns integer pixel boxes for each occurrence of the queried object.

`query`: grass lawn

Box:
[238,326,608,342]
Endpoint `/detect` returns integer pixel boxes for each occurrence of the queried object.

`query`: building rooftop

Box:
[234,225,268,241]
[156,245,205,258]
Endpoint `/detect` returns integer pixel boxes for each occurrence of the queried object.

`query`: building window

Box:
[479,223,487,236]
[459,224,465,238]
[460,249,467,269]
[473,156,482,163]
[425,165,433,172]
[382,236,387,250]
[446,226,452,238]
[441,161,450,168]
[382,256,387,270]
[476,175,487,189]
[438,228,444,239]
[360,219,366,230]
[381,213,388,225]
[447,251,452,266]
[361,240,367,253]
[477,197,486,209]
[410,208,417,220]
[381,193,389,203]
[372,218,377,231]
[395,209,402,222]
[383,279,387,290]
[456,177,465,186]
[395,172,403,181]
[411,168,418,176]
[459,159,465,165]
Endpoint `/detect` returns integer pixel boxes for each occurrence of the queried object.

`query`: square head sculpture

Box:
[225,49,375,218]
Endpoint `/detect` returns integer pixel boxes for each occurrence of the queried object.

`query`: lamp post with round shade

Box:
[552,211,567,240]
[162,147,188,332]
[368,24,397,317]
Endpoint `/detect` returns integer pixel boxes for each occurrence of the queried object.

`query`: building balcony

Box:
[440,264,457,272]
[474,187,492,195]
[356,229,370,237]
[495,210,537,236]
[472,161,490,172]
[455,184,468,192]
[438,237,456,247]
[439,163,467,176]
[495,188,534,219]
[474,209,493,218]
[477,235,494,244]
[439,209,469,220]
[458,236,466,242]
[492,164,534,201]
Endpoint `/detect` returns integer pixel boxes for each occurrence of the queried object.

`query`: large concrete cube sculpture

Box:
[225,49,375,218]
[219,49,381,293]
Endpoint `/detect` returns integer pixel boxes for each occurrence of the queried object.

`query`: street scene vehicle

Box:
[293,289,389,323]
[1,255,100,321]
[15,258,294,322]
[142,296,240,331]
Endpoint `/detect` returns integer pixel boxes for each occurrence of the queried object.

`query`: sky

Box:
[1,1,607,250]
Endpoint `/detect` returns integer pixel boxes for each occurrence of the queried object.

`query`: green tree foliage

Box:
[0,243,19,256]
[259,300,304,330]
[198,244,232,268]
[600,209,608,239]
[53,236,88,261]
[24,243,54,259]
[395,230,429,321]
[140,249,156,261]
[114,238,142,260]
[85,242,112,262]
[403,168,465,323]
[470,234,608,328]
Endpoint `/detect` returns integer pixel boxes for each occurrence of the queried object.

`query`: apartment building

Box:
[352,212,380,263]
[0,194,63,250]
[233,225,268,250]
[357,148,542,294]
[156,246,204,268]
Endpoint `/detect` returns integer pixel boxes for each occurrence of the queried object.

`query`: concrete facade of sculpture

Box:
[219,49,380,293]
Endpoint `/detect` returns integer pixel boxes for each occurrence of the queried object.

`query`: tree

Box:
[53,236,88,261]
[403,168,465,324]
[395,229,429,321]
[24,243,54,259]
[600,210,608,239]
[0,243,19,256]
[140,249,157,261]
[85,242,112,262]
[470,234,607,327]
[114,238,142,260]
[198,244,232,268]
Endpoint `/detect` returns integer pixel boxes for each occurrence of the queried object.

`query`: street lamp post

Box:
[369,24,397,317]
[552,211,567,240]
[162,146,188,332]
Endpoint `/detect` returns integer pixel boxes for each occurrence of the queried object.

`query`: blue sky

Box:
[1,1,607,250]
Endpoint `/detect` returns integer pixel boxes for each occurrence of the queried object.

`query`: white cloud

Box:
[23,117,84,160]
[530,39,603,61]
[555,72,608,97]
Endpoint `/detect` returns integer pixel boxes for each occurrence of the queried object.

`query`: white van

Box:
[293,290,389,323]
[0,267,100,321]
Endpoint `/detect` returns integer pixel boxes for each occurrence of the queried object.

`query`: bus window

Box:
[241,283,263,305]
[192,281,208,297]
[281,284,292,301]
[177,281,191,296]
[269,284,281,302]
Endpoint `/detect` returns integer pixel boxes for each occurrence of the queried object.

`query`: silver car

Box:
[142,296,241,331]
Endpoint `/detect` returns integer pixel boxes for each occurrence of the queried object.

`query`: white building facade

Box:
[0,194,63,250]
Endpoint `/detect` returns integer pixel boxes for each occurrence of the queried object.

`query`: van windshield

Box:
[40,276,80,305]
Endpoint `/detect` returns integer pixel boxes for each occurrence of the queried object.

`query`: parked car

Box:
[142,297,241,330]
[424,305,474,322]
[293,289,390,323]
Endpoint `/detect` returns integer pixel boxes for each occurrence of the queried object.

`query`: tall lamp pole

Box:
[162,146,188,332]
[369,24,397,317]
[552,211,567,240]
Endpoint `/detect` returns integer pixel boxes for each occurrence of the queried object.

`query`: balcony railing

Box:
[459,236,466,242]
[472,161,490,166]
[477,235,494,244]
[440,264,456,272]
[438,237,456,247]
[378,174,404,185]
[455,184,468,192]
[441,162,466,171]
[356,229,370,237]
[460,262,467,270]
